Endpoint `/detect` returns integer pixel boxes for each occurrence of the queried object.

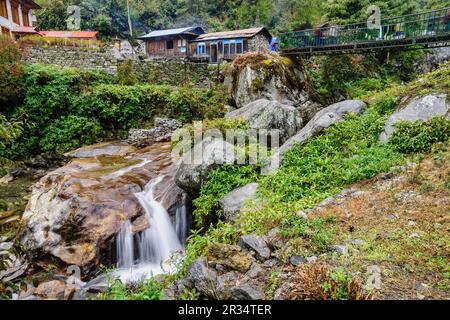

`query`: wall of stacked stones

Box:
[22,46,119,74]
[21,45,217,87]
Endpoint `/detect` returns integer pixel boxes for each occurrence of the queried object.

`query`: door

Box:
[211,43,218,63]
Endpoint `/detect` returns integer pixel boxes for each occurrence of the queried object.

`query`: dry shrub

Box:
[284,264,373,300]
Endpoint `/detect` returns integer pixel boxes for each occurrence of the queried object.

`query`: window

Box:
[11,3,20,24]
[0,0,7,18]
[197,43,206,55]
[22,9,29,27]
[166,40,174,49]
[236,42,243,54]
[223,43,230,56]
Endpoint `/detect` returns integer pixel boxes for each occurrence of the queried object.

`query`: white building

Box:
[0,0,40,37]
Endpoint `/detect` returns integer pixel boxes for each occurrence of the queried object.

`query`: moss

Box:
[230,52,306,101]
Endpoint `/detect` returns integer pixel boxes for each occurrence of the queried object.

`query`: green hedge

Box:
[1,64,227,159]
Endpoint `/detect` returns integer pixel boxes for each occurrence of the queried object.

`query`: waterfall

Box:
[114,176,185,282]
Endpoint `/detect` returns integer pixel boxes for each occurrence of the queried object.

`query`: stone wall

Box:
[126,59,215,87]
[22,45,217,87]
[22,45,118,74]
[248,34,270,53]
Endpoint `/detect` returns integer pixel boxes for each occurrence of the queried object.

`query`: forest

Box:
[34,0,449,38]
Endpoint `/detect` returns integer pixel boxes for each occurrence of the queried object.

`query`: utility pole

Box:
[127,0,133,37]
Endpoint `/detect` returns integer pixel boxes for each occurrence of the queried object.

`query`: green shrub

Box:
[40,116,103,154]
[117,59,137,85]
[390,117,450,154]
[98,277,164,300]
[192,164,260,228]
[0,35,25,113]
[2,64,227,159]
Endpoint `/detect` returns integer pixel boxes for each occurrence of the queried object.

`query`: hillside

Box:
[33,0,447,38]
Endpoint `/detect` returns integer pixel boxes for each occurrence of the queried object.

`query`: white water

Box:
[113,176,185,282]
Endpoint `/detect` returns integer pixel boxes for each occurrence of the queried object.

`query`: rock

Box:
[25,155,49,168]
[387,213,399,220]
[185,258,218,298]
[364,265,382,291]
[220,183,259,223]
[410,232,422,238]
[0,256,28,282]
[290,256,307,266]
[0,174,14,185]
[216,271,264,300]
[231,53,309,109]
[306,256,318,264]
[263,228,284,250]
[0,242,13,251]
[20,142,185,275]
[35,280,66,300]
[238,235,271,261]
[64,142,136,159]
[408,220,417,226]
[230,284,264,300]
[330,245,348,255]
[263,259,280,268]
[264,100,367,173]
[349,239,365,246]
[379,93,449,141]
[226,99,303,144]
[207,244,254,273]
[175,137,236,196]
[273,282,290,300]
[415,47,450,74]
[10,168,24,178]
[246,263,265,279]
[81,274,109,295]
[128,118,182,147]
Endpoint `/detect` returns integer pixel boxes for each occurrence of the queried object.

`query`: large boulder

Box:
[175,137,236,197]
[231,53,309,108]
[219,183,259,223]
[263,100,367,173]
[416,47,450,74]
[20,142,186,276]
[379,93,449,141]
[226,99,303,144]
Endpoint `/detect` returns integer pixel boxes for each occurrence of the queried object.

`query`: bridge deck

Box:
[280,7,450,56]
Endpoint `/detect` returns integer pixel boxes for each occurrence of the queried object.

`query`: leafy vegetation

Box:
[98,277,165,300]
[0,64,227,160]
[34,0,445,39]
[193,164,259,228]
[177,62,449,299]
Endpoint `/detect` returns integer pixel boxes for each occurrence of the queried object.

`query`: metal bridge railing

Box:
[279,7,450,51]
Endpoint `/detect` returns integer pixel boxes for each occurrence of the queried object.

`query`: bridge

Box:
[279,7,450,56]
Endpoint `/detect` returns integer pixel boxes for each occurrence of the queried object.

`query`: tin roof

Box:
[39,31,98,39]
[138,26,205,40]
[191,27,271,42]
[12,26,39,34]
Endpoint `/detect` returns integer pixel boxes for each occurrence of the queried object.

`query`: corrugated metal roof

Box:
[12,26,39,34]
[138,26,204,39]
[39,31,98,39]
[192,27,271,42]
